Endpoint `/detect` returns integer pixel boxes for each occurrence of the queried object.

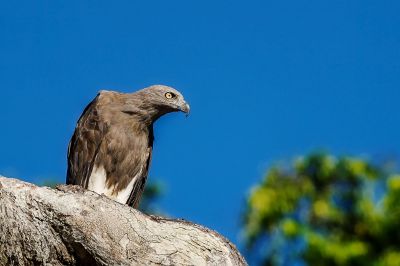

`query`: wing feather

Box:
[126,139,153,208]
[66,95,107,188]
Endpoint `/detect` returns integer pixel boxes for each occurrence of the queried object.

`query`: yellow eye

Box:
[165,92,175,99]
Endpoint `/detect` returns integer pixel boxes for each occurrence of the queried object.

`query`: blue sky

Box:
[1,0,399,248]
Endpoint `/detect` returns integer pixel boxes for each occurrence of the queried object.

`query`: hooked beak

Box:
[179,101,190,116]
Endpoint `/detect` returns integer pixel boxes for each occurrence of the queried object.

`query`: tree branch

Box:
[0,177,246,266]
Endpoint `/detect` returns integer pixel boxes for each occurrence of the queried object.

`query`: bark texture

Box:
[0,177,246,266]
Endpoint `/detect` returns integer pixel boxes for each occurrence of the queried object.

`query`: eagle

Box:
[66,85,190,208]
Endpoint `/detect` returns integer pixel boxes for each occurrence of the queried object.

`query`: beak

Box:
[179,101,190,116]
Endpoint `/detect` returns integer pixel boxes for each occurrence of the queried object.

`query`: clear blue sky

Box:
[1,0,399,248]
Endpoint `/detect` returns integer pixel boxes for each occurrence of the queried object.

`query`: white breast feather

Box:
[88,165,141,204]
[87,165,108,195]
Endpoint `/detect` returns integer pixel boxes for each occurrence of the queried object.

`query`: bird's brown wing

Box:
[126,131,154,208]
[66,95,107,188]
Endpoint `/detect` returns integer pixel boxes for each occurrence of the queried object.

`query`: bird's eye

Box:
[165,92,175,99]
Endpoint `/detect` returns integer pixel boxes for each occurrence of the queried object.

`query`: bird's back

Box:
[67,91,153,207]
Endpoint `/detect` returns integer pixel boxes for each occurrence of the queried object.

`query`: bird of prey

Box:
[66,85,190,208]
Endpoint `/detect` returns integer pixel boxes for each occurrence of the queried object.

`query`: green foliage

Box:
[244,152,400,266]
[139,180,164,214]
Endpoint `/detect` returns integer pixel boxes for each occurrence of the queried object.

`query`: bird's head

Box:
[115,85,190,123]
[141,85,190,115]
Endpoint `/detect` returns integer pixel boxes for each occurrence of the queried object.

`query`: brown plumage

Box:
[66,85,190,208]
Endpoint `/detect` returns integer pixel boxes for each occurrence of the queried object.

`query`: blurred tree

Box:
[244,152,400,266]
[40,179,163,214]
[138,180,164,214]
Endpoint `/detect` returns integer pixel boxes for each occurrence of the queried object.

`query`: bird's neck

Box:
[123,106,168,126]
